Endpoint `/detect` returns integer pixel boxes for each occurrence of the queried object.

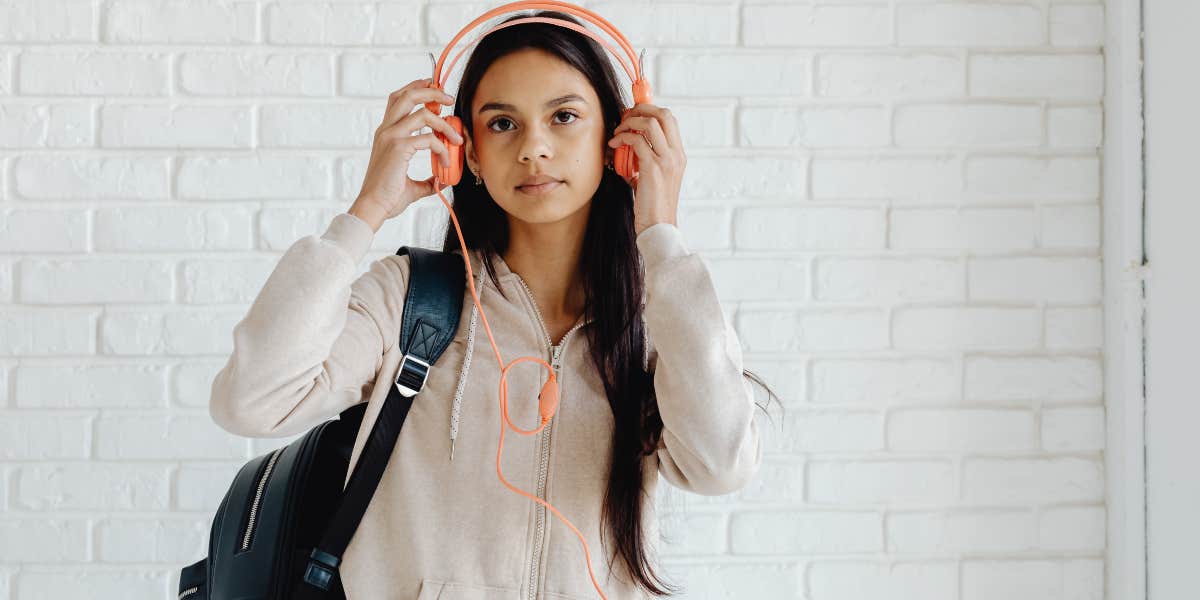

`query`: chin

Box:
[499,188,593,223]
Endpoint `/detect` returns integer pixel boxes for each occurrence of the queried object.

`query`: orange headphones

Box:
[419,2,652,599]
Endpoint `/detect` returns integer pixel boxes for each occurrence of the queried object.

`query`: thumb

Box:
[412,175,447,201]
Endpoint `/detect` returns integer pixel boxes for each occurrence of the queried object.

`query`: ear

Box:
[464,135,479,175]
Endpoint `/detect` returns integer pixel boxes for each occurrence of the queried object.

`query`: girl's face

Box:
[464,48,608,226]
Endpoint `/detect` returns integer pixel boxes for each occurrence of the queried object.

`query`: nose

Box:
[518,124,554,163]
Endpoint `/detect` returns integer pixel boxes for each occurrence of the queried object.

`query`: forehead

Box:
[472,49,599,112]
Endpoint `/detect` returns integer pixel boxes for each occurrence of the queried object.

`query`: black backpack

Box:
[178,246,466,600]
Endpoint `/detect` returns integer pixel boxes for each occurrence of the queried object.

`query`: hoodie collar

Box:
[466,248,593,330]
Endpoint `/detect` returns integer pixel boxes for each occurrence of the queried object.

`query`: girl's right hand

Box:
[354,77,464,222]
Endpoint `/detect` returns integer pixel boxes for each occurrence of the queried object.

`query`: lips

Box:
[517,180,563,195]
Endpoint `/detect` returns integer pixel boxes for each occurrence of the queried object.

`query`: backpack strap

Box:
[299,246,466,596]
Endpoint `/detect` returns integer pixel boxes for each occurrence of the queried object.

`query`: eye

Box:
[487,110,580,132]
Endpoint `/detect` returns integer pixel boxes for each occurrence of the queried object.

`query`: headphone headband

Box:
[429,0,652,106]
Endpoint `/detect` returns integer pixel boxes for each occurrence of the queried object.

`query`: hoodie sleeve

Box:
[209,211,410,439]
[637,222,763,496]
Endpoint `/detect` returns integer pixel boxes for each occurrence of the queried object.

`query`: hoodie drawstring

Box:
[448,250,486,461]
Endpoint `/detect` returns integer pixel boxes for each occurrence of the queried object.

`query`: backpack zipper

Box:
[240,447,283,552]
[512,275,585,600]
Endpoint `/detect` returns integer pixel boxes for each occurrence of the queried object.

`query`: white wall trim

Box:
[1103,0,1147,599]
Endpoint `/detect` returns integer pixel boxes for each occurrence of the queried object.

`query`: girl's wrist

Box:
[347,199,388,233]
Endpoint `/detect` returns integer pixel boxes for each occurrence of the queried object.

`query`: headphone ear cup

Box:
[432,115,465,186]
[613,107,638,183]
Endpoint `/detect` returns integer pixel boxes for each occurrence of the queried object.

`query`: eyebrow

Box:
[479,93,587,114]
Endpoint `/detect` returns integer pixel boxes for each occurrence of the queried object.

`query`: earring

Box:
[474,171,482,185]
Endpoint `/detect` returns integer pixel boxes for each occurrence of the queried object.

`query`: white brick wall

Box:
[0,0,1106,599]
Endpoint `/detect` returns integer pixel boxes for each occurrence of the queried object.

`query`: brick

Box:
[817,53,964,98]
[95,413,246,460]
[970,54,1104,100]
[15,363,166,408]
[738,458,804,503]
[1041,405,1105,452]
[808,460,955,505]
[809,560,956,599]
[745,3,891,47]
[656,563,801,597]
[592,2,737,46]
[683,156,805,200]
[175,462,243,511]
[659,52,809,97]
[812,155,961,202]
[95,206,254,252]
[178,51,333,96]
[0,209,88,253]
[0,0,94,43]
[965,155,1100,200]
[815,257,962,302]
[1048,105,1103,148]
[893,306,1040,350]
[765,410,883,453]
[1045,306,1103,349]
[0,519,88,562]
[0,309,93,356]
[965,356,1103,402]
[967,257,1101,303]
[1050,4,1105,47]
[898,3,1044,47]
[888,510,1033,553]
[16,569,167,599]
[962,558,1103,600]
[18,257,172,304]
[260,104,376,148]
[340,53,436,98]
[99,105,252,148]
[656,511,727,556]
[730,510,881,554]
[888,408,1037,452]
[99,308,243,356]
[0,413,91,459]
[734,207,885,251]
[1040,204,1101,249]
[0,103,93,148]
[811,358,958,405]
[95,518,207,563]
[962,457,1104,505]
[19,51,169,96]
[16,464,170,510]
[740,104,889,148]
[894,103,1042,148]
[266,2,379,45]
[738,308,889,352]
[891,207,1036,251]
[1036,506,1105,551]
[176,155,333,201]
[708,257,806,302]
[13,155,169,201]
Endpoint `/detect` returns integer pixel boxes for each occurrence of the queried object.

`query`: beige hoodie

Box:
[209,210,762,600]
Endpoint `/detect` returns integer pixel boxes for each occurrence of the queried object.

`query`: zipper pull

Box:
[551,343,564,371]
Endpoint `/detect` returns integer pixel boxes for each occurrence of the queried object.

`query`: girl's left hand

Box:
[608,103,685,236]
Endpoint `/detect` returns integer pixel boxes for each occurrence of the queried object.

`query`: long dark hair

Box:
[438,10,784,596]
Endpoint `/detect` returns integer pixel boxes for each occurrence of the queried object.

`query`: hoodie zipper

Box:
[513,275,585,600]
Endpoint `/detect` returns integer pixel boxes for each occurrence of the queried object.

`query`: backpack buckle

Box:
[395,353,431,397]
